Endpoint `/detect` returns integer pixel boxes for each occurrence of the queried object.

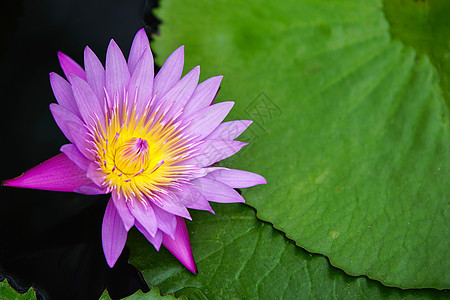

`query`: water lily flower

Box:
[3,29,266,273]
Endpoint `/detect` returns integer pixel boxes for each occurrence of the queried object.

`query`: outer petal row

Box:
[102,199,196,273]
[2,153,92,192]
[162,216,197,274]
[153,46,184,104]
[205,168,267,188]
[102,199,128,268]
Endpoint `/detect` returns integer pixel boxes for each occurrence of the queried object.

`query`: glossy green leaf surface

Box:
[0,280,36,300]
[100,287,182,300]
[151,0,449,289]
[128,204,447,299]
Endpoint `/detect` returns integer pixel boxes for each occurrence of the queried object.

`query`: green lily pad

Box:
[152,0,449,289]
[99,287,183,300]
[128,204,447,299]
[0,280,36,300]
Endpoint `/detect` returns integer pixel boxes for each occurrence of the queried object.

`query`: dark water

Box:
[0,0,160,298]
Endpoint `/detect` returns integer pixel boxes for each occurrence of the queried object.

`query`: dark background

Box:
[0,0,160,298]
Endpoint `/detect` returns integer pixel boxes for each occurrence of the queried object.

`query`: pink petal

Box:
[152,46,184,103]
[128,48,154,115]
[185,140,247,167]
[86,162,106,187]
[106,39,130,101]
[128,28,151,74]
[150,203,177,239]
[161,66,200,120]
[112,193,135,232]
[193,177,245,203]
[175,184,214,214]
[152,192,191,220]
[49,72,81,117]
[205,168,267,188]
[206,120,252,140]
[84,46,106,105]
[70,74,105,130]
[162,216,197,274]
[60,143,91,171]
[57,51,86,81]
[135,222,163,251]
[74,183,106,195]
[127,199,157,237]
[65,121,95,160]
[183,102,234,140]
[49,103,83,144]
[2,153,92,192]
[102,198,128,268]
[182,75,223,117]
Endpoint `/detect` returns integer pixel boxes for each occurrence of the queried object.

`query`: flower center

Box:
[89,96,201,202]
[114,137,150,176]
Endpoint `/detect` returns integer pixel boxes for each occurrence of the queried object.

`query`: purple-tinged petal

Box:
[128,48,154,115]
[74,183,106,195]
[161,66,200,120]
[174,184,214,214]
[84,46,106,105]
[127,199,157,237]
[193,177,245,203]
[128,28,151,74]
[152,192,192,220]
[86,162,106,187]
[60,143,90,171]
[106,39,130,101]
[65,121,95,160]
[153,46,184,103]
[182,75,223,117]
[57,51,86,81]
[183,102,234,140]
[135,222,163,251]
[185,140,247,167]
[112,193,135,232]
[102,198,128,268]
[206,120,252,140]
[205,168,267,188]
[49,72,81,117]
[70,74,105,130]
[150,203,177,239]
[2,153,92,192]
[162,216,197,274]
[49,103,83,143]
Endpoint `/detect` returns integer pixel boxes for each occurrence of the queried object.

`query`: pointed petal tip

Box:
[188,263,198,275]
[48,102,57,110]
[108,39,120,51]
[171,45,184,57]
[162,217,198,274]
[2,178,13,187]
[106,256,118,268]
[84,45,95,58]
[137,27,147,35]
[57,51,65,59]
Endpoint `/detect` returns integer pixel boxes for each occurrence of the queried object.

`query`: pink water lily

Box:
[3,29,266,273]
